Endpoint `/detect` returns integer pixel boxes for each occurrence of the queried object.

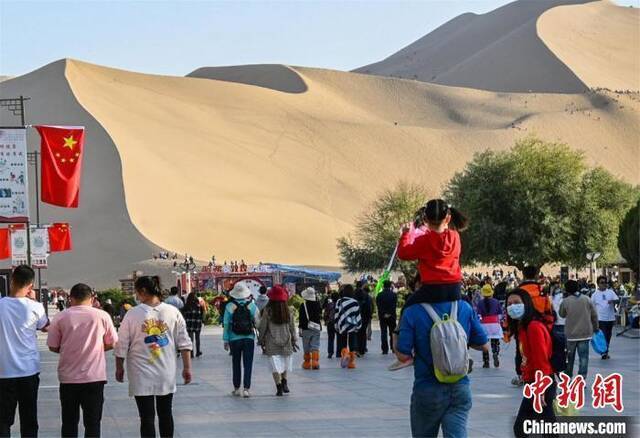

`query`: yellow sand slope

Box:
[66,60,638,270]
[538,0,640,91]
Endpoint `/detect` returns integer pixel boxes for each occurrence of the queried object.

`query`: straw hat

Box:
[301,287,317,301]
[481,284,494,297]
[229,282,251,300]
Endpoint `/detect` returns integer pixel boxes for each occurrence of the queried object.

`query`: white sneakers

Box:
[231,388,251,398]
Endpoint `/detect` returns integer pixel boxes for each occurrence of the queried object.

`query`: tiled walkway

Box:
[27,325,640,437]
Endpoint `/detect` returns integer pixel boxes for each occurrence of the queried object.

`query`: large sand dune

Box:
[0,0,638,288]
[355,0,638,93]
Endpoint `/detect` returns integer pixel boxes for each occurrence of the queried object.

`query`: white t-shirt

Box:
[0,296,48,378]
[552,293,565,325]
[114,302,192,396]
[591,289,618,322]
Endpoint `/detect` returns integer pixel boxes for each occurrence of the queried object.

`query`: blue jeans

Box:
[230,338,254,389]
[566,340,589,377]
[410,382,471,438]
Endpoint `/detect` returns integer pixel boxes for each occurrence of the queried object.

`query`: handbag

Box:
[304,302,321,331]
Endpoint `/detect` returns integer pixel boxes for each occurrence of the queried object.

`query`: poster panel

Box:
[0,129,29,222]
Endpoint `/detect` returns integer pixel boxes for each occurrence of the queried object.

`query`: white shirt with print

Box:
[591,289,618,322]
[114,302,192,396]
[0,297,48,378]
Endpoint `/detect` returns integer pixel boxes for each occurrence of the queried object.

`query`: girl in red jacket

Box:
[506,288,556,438]
[398,199,468,304]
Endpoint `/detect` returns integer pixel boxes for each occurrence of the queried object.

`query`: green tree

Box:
[618,199,639,278]
[337,182,429,280]
[444,136,637,271]
[570,168,638,267]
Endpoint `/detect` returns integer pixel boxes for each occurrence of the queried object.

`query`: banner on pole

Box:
[0,129,29,223]
[10,226,28,266]
[30,227,49,268]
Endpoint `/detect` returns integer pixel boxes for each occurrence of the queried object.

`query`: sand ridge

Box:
[355,0,639,94]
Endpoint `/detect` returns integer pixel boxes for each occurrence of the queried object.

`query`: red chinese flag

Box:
[35,125,85,208]
[48,223,72,252]
[0,228,10,259]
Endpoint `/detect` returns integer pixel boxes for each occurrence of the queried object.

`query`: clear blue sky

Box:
[1,0,637,77]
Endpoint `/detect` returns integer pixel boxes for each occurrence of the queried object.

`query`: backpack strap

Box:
[421,303,442,323]
[421,301,458,322]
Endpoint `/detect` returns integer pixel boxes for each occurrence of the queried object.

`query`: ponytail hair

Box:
[414,198,468,231]
[135,275,162,297]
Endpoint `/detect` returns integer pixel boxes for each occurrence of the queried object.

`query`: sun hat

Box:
[268,284,289,302]
[229,282,252,300]
[301,287,317,301]
[481,284,494,297]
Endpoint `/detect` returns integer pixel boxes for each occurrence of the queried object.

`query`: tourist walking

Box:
[182,292,204,358]
[506,288,556,438]
[257,285,298,396]
[590,276,619,359]
[396,287,488,437]
[255,286,269,312]
[508,266,554,387]
[376,280,397,355]
[355,284,373,356]
[560,281,598,377]
[114,276,192,438]
[223,283,259,397]
[323,292,339,359]
[477,284,503,368]
[164,287,184,310]
[0,265,49,438]
[298,287,322,370]
[334,284,362,369]
[47,283,118,438]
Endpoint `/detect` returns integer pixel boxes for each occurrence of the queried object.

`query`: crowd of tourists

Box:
[0,198,632,438]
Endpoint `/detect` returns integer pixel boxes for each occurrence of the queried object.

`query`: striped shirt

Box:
[334,297,362,334]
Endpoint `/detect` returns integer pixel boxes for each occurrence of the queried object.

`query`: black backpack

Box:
[231,300,253,335]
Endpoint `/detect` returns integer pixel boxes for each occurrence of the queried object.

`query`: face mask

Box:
[507,303,525,320]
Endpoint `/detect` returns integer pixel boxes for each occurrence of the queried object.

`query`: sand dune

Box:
[0,60,159,288]
[188,65,308,93]
[355,0,639,93]
[66,61,640,283]
[538,1,640,91]
[0,0,637,289]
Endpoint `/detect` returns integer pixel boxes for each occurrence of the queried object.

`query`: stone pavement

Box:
[27,325,639,437]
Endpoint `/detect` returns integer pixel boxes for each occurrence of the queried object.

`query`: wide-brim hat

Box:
[481,284,494,297]
[301,287,317,301]
[230,282,251,300]
[268,285,289,302]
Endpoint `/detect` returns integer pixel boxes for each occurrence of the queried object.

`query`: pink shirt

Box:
[47,305,118,384]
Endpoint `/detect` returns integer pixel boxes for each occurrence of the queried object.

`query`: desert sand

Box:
[355,0,639,93]
[0,0,638,288]
[537,0,640,91]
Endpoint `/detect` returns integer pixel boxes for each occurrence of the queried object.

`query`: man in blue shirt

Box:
[396,299,488,438]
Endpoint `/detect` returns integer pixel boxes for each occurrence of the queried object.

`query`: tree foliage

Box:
[444,137,637,270]
[337,182,429,279]
[618,199,639,276]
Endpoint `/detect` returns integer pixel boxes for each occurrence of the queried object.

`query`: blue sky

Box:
[1,0,637,77]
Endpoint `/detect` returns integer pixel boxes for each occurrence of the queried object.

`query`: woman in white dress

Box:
[115,276,193,438]
[257,285,298,396]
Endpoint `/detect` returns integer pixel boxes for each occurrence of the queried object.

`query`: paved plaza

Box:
[28,324,639,437]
